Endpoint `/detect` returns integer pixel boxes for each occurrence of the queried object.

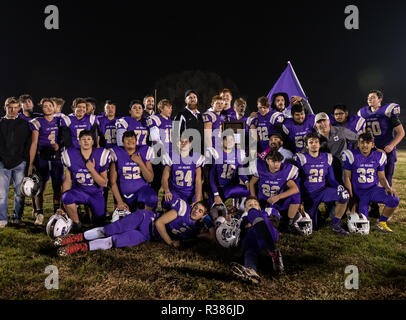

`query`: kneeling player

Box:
[231,196,283,285]
[342,132,399,233]
[61,130,110,232]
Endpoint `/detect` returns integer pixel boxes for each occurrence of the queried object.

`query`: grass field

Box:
[1,152,405,300]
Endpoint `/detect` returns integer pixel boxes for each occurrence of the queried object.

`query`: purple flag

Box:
[267,61,310,109]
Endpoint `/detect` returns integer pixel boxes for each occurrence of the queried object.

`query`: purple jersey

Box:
[19,111,43,123]
[342,149,386,191]
[163,152,205,195]
[330,114,366,135]
[254,162,299,202]
[110,145,153,197]
[358,103,400,148]
[61,147,110,194]
[29,117,60,151]
[202,110,227,147]
[97,115,117,148]
[282,114,316,153]
[157,198,214,240]
[146,114,173,156]
[116,116,149,147]
[294,152,339,194]
[251,110,285,152]
[60,114,97,149]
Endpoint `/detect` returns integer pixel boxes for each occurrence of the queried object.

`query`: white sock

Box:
[84,227,105,241]
[88,237,113,251]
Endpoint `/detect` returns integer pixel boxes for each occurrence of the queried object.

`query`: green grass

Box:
[1,152,406,300]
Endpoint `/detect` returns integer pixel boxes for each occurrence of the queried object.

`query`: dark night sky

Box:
[1,0,406,118]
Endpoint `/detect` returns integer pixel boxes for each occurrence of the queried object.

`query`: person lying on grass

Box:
[54,199,215,256]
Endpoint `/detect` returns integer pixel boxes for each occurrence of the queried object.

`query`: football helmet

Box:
[111,208,131,223]
[347,213,370,235]
[210,203,227,220]
[215,216,241,248]
[20,174,41,197]
[293,211,313,236]
[46,213,73,238]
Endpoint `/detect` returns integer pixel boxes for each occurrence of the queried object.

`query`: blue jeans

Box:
[0,161,26,222]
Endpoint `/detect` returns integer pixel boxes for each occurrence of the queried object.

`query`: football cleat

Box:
[57,242,89,257]
[330,223,350,236]
[376,222,393,233]
[54,233,84,247]
[230,262,261,285]
[267,249,284,273]
[34,213,44,226]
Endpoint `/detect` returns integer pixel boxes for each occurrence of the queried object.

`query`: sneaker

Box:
[376,222,393,233]
[267,249,284,273]
[34,214,44,225]
[230,262,261,285]
[0,221,7,228]
[57,242,89,256]
[330,223,350,236]
[54,233,84,247]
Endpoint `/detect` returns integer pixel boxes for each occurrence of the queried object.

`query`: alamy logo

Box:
[344,5,359,30]
[44,5,59,30]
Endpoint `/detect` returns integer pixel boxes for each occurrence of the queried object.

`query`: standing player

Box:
[59,98,98,149]
[28,98,63,225]
[61,130,110,232]
[250,97,285,153]
[357,90,405,186]
[249,151,301,224]
[294,132,349,234]
[116,99,149,148]
[109,131,156,212]
[331,104,365,135]
[161,137,205,206]
[203,95,227,152]
[342,132,399,233]
[85,97,97,116]
[18,94,42,122]
[51,97,66,115]
[219,88,235,120]
[97,100,118,149]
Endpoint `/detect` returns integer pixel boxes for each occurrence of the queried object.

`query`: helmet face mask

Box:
[210,203,227,221]
[215,217,241,248]
[347,213,370,235]
[20,174,41,197]
[111,208,131,223]
[294,211,313,236]
[46,214,73,238]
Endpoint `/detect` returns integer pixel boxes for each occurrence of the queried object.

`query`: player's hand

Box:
[55,208,65,215]
[131,153,143,165]
[291,96,303,105]
[214,196,223,205]
[86,158,95,171]
[51,142,59,151]
[249,112,258,118]
[299,203,305,213]
[164,191,173,202]
[117,202,129,211]
[385,186,397,197]
[171,240,180,248]
[267,195,280,205]
[28,164,34,176]
[384,144,395,154]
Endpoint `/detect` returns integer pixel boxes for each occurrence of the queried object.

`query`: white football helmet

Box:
[111,208,131,223]
[347,213,370,235]
[293,211,313,236]
[215,217,241,248]
[20,174,41,197]
[46,214,73,238]
[210,203,227,220]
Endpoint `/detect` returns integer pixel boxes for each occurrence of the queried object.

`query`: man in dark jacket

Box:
[0,97,32,227]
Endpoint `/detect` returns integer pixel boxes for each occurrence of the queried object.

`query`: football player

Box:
[85,97,97,116]
[203,95,227,152]
[331,104,366,135]
[231,196,283,285]
[249,96,285,153]
[28,98,63,225]
[116,99,149,148]
[60,130,110,232]
[219,88,235,120]
[209,134,250,206]
[161,137,205,206]
[109,130,156,212]
[97,100,118,149]
[342,132,399,233]
[50,97,66,115]
[294,132,349,235]
[18,94,42,122]
[357,90,405,186]
[59,98,98,149]
[54,198,214,256]
[249,151,301,223]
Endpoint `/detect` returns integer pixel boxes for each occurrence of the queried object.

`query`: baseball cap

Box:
[315,112,330,122]
[185,90,198,99]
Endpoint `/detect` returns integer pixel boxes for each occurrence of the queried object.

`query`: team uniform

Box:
[251,110,285,152]
[109,145,157,211]
[115,116,149,148]
[162,152,205,205]
[295,152,348,225]
[330,114,366,135]
[209,149,250,205]
[146,114,173,159]
[60,114,97,149]
[61,147,111,225]
[342,149,399,218]
[97,114,118,148]
[29,117,63,193]
[358,103,401,185]
[202,110,227,149]
[282,114,316,153]
[253,161,300,211]
[153,198,214,241]
[19,111,43,122]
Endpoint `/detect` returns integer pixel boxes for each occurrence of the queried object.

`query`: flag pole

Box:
[154,89,157,114]
[288,61,314,114]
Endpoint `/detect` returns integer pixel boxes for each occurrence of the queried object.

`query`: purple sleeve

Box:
[327,165,340,188]
[209,163,219,195]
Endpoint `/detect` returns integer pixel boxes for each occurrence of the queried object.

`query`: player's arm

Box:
[28,130,39,175]
[162,166,172,201]
[385,123,405,153]
[109,162,129,210]
[268,179,299,205]
[377,170,396,197]
[204,121,213,150]
[131,153,154,183]
[326,165,340,188]
[61,167,72,194]
[155,209,180,247]
[86,159,108,187]
[343,169,353,198]
[249,176,259,197]
[195,167,203,202]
